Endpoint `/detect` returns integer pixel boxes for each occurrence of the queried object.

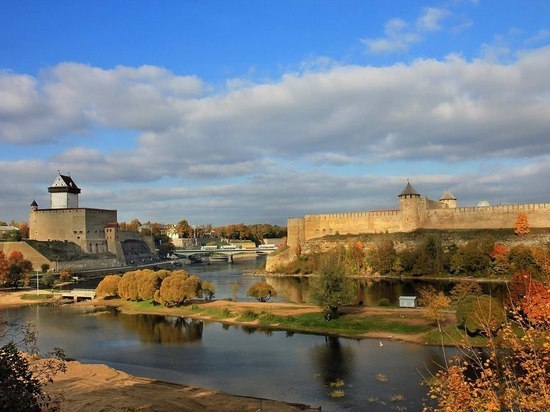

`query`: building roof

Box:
[0,225,19,232]
[30,199,38,207]
[398,180,420,197]
[440,190,456,201]
[48,174,81,194]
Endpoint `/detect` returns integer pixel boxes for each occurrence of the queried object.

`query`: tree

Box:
[137,270,171,300]
[202,280,216,300]
[417,285,451,327]
[0,319,66,411]
[247,281,277,302]
[509,270,550,324]
[96,274,122,298]
[41,272,56,288]
[426,300,549,410]
[118,270,142,300]
[154,271,202,307]
[310,251,356,319]
[40,263,50,273]
[175,219,192,238]
[514,212,530,236]
[456,295,505,335]
[3,251,33,288]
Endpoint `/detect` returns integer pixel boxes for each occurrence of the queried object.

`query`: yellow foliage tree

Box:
[514,212,530,236]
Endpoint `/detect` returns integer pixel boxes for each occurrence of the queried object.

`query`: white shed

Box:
[399,296,417,308]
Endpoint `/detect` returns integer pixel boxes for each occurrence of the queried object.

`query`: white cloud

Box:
[1,46,550,224]
[362,7,450,54]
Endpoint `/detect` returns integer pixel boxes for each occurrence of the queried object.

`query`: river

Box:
[4,257,464,411]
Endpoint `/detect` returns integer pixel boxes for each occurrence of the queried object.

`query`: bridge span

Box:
[173,246,277,263]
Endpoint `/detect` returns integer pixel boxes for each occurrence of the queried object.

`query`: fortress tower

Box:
[439,190,457,208]
[398,180,422,232]
[48,174,81,209]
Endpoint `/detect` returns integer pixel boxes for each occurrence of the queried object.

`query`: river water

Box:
[4,257,465,411]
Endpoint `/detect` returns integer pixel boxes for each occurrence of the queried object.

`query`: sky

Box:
[1,1,549,226]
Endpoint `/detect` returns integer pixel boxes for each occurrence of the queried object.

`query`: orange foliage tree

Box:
[514,212,530,236]
[426,273,550,411]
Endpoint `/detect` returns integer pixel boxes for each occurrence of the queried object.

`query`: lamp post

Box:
[36,270,40,294]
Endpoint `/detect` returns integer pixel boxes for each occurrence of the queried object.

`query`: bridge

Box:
[173,246,277,263]
[59,289,96,302]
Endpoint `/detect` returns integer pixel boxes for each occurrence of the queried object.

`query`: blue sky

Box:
[1,1,549,225]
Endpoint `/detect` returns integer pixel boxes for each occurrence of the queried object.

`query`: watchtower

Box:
[398,180,422,231]
[48,174,81,209]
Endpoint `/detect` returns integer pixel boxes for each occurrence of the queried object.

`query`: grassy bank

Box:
[111,298,485,345]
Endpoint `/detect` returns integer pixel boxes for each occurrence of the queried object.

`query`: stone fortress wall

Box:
[30,207,117,254]
[286,181,550,253]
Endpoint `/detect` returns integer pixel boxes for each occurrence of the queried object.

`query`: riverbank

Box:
[36,358,319,412]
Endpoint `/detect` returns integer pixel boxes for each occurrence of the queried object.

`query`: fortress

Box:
[286,181,550,253]
[11,174,157,270]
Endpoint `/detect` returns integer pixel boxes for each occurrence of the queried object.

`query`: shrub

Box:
[378,298,391,307]
[95,274,122,298]
[456,295,505,335]
[247,281,277,302]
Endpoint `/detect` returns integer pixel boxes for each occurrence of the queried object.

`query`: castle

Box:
[23,174,156,269]
[286,181,550,253]
[29,174,118,254]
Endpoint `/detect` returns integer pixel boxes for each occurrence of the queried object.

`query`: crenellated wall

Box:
[287,197,550,255]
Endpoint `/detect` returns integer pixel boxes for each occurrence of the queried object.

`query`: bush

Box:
[456,295,505,335]
[378,298,391,306]
[247,281,277,302]
[95,274,122,298]
[117,271,142,300]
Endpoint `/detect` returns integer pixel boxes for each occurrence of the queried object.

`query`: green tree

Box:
[456,294,505,335]
[41,271,56,288]
[310,251,356,319]
[247,281,277,302]
[0,319,66,411]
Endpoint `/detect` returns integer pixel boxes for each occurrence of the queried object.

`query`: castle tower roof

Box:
[48,174,81,195]
[398,180,420,197]
[440,190,456,201]
[30,199,38,207]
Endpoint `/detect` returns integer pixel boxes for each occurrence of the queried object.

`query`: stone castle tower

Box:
[48,174,81,209]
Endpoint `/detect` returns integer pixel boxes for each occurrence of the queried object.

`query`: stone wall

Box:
[287,201,550,253]
[30,208,117,254]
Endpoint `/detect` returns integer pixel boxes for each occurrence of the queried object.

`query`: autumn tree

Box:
[118,270,142,300]
[175,219,192,238]
[426,295,549,410]
[247,281,277,302]
[95,275,122,298]
[509,270,550,324]
[367,238,396,275]
[154,271,202,307]
[137,270,171,300]
[310,250,356,319]
[417,285,451,327]
[3,251,33,288]
[514,212,530,236]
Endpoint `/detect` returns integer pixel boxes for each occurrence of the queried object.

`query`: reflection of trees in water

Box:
[118,314,203,344]
[240,325,274,337]
[311,337,355,385]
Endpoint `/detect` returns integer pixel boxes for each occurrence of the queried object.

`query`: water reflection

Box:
[310,337,355,386]
[268,276,508,305]
[118,313,203,344]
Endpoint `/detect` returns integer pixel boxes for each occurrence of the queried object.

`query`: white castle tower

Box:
[48,174,81,209]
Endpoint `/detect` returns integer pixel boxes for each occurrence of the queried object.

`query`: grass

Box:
[20,293,53,301]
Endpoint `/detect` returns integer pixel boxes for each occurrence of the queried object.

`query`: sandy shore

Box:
[1,291,319,412]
